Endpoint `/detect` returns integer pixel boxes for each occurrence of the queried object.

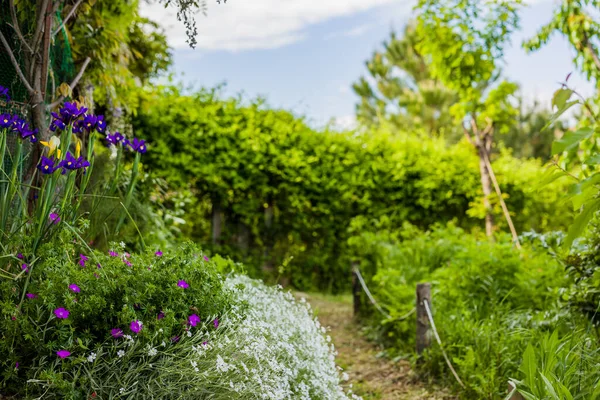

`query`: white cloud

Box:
[326,23,373,40]
[140,0,400,51]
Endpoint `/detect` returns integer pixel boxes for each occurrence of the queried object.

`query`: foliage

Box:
[132,86,571,291]
[351,223,585,398]
[352,23,461,141]
[523,0,600,85]
[513,330,600,400]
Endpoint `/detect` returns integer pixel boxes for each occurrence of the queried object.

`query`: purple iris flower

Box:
[79,254,88,267]
[12,119,38,143]
[21,128,38,143]
[81,114,98,133]
[0,114,17,128]
[130,320,142,334]
[96,116,106,133]
[69,284,80,293]
[54,308,70,319]
[38,157,57,174]
[53,102,88,125]
[177,280,189,289]
[49,212,61,224]
[0,85,10,102]
[188,314,201,327]
[26,293,37,299]
[128,138,147,154]
[105,132,124,146]
[111,328,123,338]
[59,152,90,174]
[56,350,71,359]
[50,118,66,132]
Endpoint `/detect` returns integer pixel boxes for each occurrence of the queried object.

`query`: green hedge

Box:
[133,86,571,291]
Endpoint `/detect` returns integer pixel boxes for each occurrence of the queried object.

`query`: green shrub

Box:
[132,85,572,292]
[352,223,582,398]
[0,227,233,398]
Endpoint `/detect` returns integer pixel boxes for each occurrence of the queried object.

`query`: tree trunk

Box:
[261,202,274,273]
[477,142,494,238]
[211,203,223,245]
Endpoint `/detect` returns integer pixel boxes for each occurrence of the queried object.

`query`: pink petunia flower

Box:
[188,314,201,327]
[111,328,123,338]
[56,350,70,359]
[69,284,80,293]
[130,320,142,334]
[177,280,189,289]
[49,213,61,224]
[54,308,70,319]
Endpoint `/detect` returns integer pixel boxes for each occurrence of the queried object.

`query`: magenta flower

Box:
[15,362,19,369]
[177,280,189,289]
[203,255,210,262]
[16,253,23,259]
[202,341,208,346]
[111,328,124,338]
[124,252,131,258]
[21,264,28,273]
[56,350,71,359]
[97,263,102,269]
[130,320,142,334]
[124,260,132,267]
[213,318,219,329]
[49,212,60,224]
[79,254,88,267]
[155,250,163,257]
[109,250,118,257]
[171,336,180,343]
[188,314,201,327]
[157,311,165,320]
[54,308,70,319]
[93,273,100,279]
[26,293,37,299]
[69,284,80,293]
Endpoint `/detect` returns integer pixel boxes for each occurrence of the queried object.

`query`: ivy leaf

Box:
[551,127,594,155]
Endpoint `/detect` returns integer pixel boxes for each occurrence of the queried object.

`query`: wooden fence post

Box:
[416,283,431,356]
[351,262,361,318]
[507,382,524,400]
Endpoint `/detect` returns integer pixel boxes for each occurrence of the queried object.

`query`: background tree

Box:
[415,0,523,246]
[352,23,461,141]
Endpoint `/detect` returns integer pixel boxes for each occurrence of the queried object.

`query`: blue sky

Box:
[141,0,594,128]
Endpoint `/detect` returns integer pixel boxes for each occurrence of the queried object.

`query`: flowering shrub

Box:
[0,230,233,397]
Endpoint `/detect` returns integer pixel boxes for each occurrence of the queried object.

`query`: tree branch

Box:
[47,57,91,109]
[0,30,34,94]
[32,0,51,53]
[582,31,600,73]
[9,0,33,54]
[53,0,85,37]
[462,123,474,146]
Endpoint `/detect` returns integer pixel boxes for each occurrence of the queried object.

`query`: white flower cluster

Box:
[182,275,358,400]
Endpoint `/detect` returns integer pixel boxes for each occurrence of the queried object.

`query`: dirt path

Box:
[295,292,452,400]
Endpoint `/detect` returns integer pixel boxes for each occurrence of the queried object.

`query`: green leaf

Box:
[584,153,600,165]
[539,372,560,400]
[520,343,537,387]
[565,198,600,250]
[552,88,573,110]
[544,100,579,130]
[551,127,594,155]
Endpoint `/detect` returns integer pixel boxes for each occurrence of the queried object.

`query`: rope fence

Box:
[351,263,466,390]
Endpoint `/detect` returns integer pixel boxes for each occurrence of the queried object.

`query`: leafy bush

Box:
[133,85,572,292]
[0,229,233,398]
[351,223,585,398]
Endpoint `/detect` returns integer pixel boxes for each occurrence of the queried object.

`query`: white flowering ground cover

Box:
[74,275,360,399]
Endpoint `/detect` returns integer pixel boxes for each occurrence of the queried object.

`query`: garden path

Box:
[294,292,453,400]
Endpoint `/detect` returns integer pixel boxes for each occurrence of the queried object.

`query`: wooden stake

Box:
[416,283,431,356]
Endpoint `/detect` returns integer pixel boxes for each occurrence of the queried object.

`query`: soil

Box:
[295,292,455,400]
